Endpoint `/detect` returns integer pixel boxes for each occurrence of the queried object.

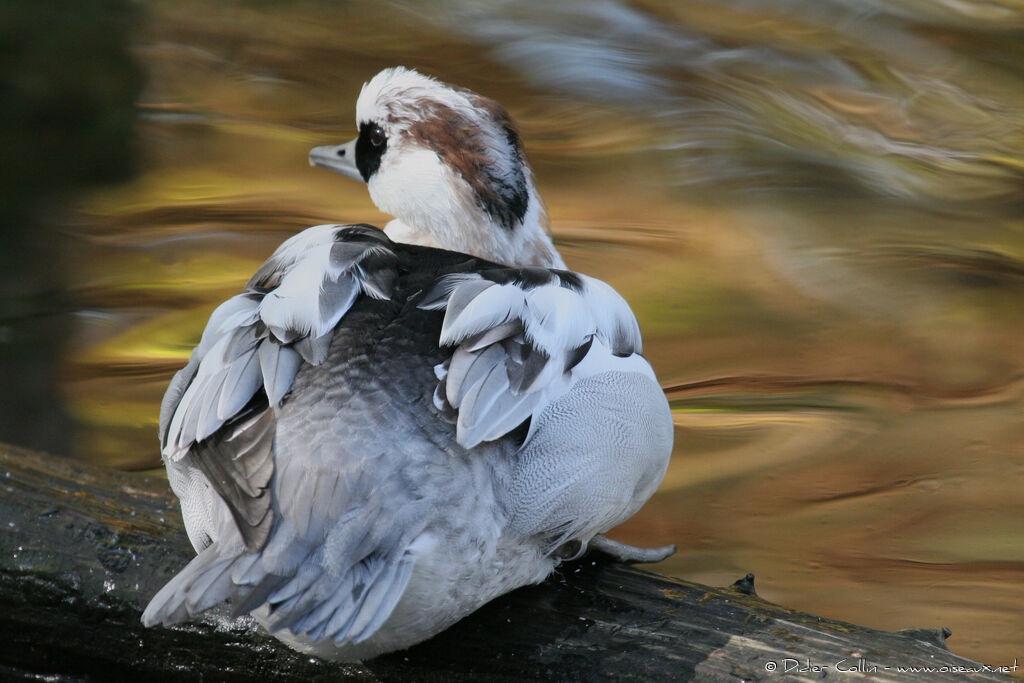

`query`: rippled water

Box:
[9,0,1024,670]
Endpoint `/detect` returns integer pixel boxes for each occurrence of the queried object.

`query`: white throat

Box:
[368,147,565,269]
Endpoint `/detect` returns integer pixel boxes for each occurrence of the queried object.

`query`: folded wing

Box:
[420,266,670,554]
[158,224,398,553]
[419,266,649,449]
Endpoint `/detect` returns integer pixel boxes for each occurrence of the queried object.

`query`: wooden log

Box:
[0,443,1011,681]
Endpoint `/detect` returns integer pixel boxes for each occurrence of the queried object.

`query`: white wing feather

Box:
[422,268,655,450]
[161,225,397,463]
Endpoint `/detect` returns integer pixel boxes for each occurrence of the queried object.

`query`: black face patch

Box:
[355,121,387,181]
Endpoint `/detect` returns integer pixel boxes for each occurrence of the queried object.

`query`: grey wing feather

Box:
[345,555,416,644]
[190,406,275,550]
[458,362,541,446]
[421,269,673,559]
[159,225,399,550]
[142,547,235,626]
[159,354,199,449]
[318,274,361,328]
[445,344,504,406]
[420,267,648,450]
[217,342,263,420]
[258,342,302,405]
[146,225,416,643]
[293,332,333,366]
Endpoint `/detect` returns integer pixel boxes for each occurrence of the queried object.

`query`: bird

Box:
[142,66,674,661]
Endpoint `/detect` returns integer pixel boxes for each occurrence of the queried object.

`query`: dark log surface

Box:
[0,443,1011,682]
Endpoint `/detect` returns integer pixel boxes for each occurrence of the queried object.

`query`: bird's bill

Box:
[309,139,362,181]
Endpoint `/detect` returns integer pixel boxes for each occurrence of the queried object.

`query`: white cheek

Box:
[368,148,464,230]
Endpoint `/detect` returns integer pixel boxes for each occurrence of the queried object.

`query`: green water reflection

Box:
[38,0,1024,671]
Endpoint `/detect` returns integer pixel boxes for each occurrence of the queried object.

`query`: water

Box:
[5,0,1024,670]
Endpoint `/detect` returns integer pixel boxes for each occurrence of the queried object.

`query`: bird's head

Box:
[310,67,562,268]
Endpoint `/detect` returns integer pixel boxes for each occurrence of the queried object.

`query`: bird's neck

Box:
[382,186,565,269]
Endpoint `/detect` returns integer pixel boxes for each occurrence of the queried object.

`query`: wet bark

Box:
[0,443,1010,682]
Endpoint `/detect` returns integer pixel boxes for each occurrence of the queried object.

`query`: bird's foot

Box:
[587,534,676,564]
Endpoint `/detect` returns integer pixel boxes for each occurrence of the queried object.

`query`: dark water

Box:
[5,0,1024,670]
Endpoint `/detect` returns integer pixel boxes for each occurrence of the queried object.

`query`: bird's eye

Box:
[355,121,387,181]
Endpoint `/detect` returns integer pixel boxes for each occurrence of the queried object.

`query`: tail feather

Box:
[228,571,288,619]
[183,556,238,615]
[287,571,356,637]
[143,538,420,649]
[349,554,415,644]
[142,548,235,627]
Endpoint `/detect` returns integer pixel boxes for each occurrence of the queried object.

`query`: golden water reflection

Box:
[60,0,1024,670]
